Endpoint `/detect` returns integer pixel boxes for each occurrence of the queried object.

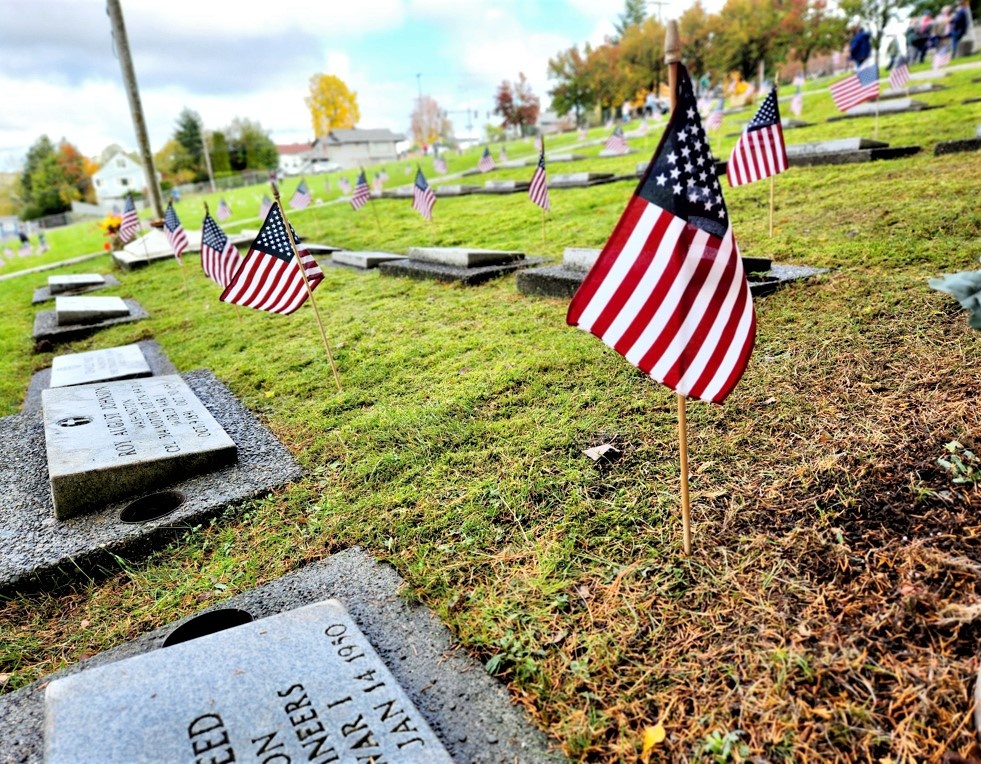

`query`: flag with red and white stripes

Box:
[567,64,755,404]
[351,171,371,211]
[705,99,724,130]
[412,167,436,220]
[727,87,787,187]
[889,56,910,90]
[289,180,311,209]
[216,198,232,222]
[933,45,951,70]
[478,147,495,172]
[830,61,879,111]
[528,147,549,212]
[163,202,188,264]
[118,192,140,244]
[219,202,323,315]
[200,212,240,287]
[604,125,629,154]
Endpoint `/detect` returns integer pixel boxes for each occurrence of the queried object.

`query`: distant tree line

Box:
[547,0,856,125]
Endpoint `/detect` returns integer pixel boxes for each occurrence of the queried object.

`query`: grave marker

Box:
[42,374,236,519]
[49,344,151,389]
[55,295,130,325]
[48,274,106,294]
[331,251,406,269]
[45,600,453,764]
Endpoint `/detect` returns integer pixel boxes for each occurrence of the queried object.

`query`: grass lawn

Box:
[1,60,980,761]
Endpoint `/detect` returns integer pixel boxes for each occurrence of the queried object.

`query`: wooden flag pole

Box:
[769,174,775,238]
[666,19,693,556]
[540,135,547,246]
[272,183,342,391]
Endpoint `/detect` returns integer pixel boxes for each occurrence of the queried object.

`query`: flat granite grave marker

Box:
[379,246,544,285]
[49,274,106,293]
[785,137,920,166]
[32,273,121,304]
[550,172,615,188]
[478,179,530,194]
[33,297,149,346]
[43,374,237,519]
[49,343,151,388]
[833,98,931,119]
[331,250,406,269]
[112,228,202,271]
[55,295,130,325]
[45,599,452,764]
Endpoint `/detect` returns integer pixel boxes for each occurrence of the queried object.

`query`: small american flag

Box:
[259,195,272,218]
[119,192,140,243]
[412,167,436,221]
[433,156,448,174]
[351,171,371,211]
[499,146,507,162]
[379,169,389,182]
[933,45,951,70]
[567,63,754,404]
[163,202,188,264]
[578,127,588,141]
[290,180,311,209]
[830,61,879,111]
[339,177,351,194]
[889,56,911,90]
[478,147,495,173]
[604,125,628,154]
[727,87,788,188]
[790,89,803,117]
[200,211,241,287]
[216,198,232,222]
[706,99,724,130]
[372,173,383,193]
[528,147,549,212]
[219,202,323,315]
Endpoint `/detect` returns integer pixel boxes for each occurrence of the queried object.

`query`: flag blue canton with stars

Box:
[637,67,728,240]
[747,88,780,131]
[254,204,303,263]
[202,213,229,251]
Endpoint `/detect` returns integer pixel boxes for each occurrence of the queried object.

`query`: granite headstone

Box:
[49,343,151,389]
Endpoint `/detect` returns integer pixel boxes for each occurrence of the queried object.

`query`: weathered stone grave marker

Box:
[42,374,237,519]
[49,274,106,294]
[378,246,543,285]
[331,250,406,270]
[44,600,452,764]
[785,137,920,166]
[49,343,151,389]
[550,172,615,188]
[55,295,130,325]
[478,179,530,194]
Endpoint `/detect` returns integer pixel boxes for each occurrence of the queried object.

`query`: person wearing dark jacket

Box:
[951,0,972,58]
[850,27,873,66]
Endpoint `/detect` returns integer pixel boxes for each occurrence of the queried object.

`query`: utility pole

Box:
[106,0,164,220]
[199,117,216,193]
[648,0,668,23]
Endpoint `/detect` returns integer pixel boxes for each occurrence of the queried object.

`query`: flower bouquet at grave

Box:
[98,214,123,252]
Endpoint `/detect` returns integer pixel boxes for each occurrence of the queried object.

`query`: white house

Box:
[317,129,405,169]
[91,151,150,207]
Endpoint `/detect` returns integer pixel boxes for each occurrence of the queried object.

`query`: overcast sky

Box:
[0,0,723,171]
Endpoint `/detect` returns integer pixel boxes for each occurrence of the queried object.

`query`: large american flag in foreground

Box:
[200,212,241,287]
[528,147,550,211]
[220,202,323,315]
[119,192,139,244]
[567,64,755,404]
[830,61,879,111]
[412,168,436,220]
[727,87,787,187]
[351,171,371,211]
[163,202,188,264]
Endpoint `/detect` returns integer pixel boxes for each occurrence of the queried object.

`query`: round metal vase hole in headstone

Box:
[119,490,185,524]
[162,609,255,648]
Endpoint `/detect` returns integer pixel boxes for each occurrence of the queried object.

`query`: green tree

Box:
[209,131,232,177]
[585,42,633,119]
[547,44,595,126]
[707,0,786,80]
[783,0,848,75]
[614,0,648,40]
[679,1,715,82]
[174,108,205,181]
[226,118,278,172]
[153,138,195,185]
[17,135,93,219]
[619,17,667,102]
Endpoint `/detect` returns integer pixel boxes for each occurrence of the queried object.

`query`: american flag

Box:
[259,195,272,218]
[604,125,629,154]
[163,202,188,264]
[379,169,389,182]
[433,155,448,174]
[216,198,232,221]
[219,202,324,315]
[351,171,371,211]
[478,147,495,173]
[372,173,383,193]
[290,180,311,209]
[338,177,351,194]
[790,89,803,117]
[727,87,788,187]
[567,63,755,405]
[528,146,549,212]
[933,45,951,70]
[499,146,507,162]
[412,167,436,221]
[705,99,724,130]
[119,192,140,243]
[889,56,911,90]
[578,127,588,141]
[830,61,879,111]
[200,211,240,287]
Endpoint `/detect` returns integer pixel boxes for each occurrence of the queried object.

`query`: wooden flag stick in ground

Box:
[271,183,342,391]
[665,19,693,556]
[769,175,775,238]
